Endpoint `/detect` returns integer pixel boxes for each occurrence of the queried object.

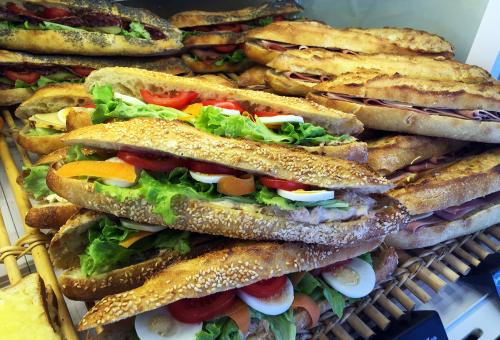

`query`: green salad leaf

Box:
[66,144,103,162]
[181,30,201,41]
[258,16,274,26]
[22,165,54,200]
[254,186,296,210]
[120,21,151,40]
[213,49,246,66]
[279,122,353,145]
[0,76,12,85]
[39,21,82,31]
[295,272,345,318]
[91,85,189,124]
[196,317,242,340]
[251,308,296,340]
[14,72,83,91]
[24,127,60,136]
[359,252,373,266]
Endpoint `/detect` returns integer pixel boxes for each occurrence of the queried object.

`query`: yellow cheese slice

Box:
[119,230,153,248]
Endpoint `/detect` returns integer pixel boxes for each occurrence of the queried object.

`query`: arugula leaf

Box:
[295,272,345,318]
[91,85,188,124]
[66,144,103,162]
[258,16,274,26]
[22,165,54,200]
[251,309,296,340]
[120,21,151,40]
[196,317,242,340]
[213,49,246,66]
[24,127,60,136]
[279,122,353,145]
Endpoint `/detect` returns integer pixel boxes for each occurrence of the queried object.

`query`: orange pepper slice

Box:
[119,231,153,248]
[292,293,321,328]
[224,299,250,335]
[217,174,255,196]
[56,161,137,183]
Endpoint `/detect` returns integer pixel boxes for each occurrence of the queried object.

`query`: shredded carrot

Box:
[217,174,255,196]
[224,299,250,335]
[56,161,137,183]
[292,293,321,328]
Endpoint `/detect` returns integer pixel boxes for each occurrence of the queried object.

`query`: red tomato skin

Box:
[260,176,311,191]
[41,7,71,18]
[254,111,281,117]
[189,160,243,176]
[241,276,287,298]
[140,89,198,109]
[213,44,238,53]
[83,103,96,108]
[71,66,94,77]
[215,23,242,32]
[201,100,244,112]
[6,3,35,16]
[4,70,40,84]
[168,290,236,324]
[117,151,186,172]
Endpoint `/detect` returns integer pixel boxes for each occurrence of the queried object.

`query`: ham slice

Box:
[191,48,222,60]
[258,40,298,51]
[284,72,329,83]
[434,198,485,221]
[406,215,444,233]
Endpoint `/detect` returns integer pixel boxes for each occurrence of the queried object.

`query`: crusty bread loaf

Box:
[388,148,500,214]
[268,49,491,82]
[17,127,65,155]
[25,202,80,229]
[367,135,468,175]
[386,200,500,249]
[0,88,33,106]
[0,0,182,56]
[246,21,453,57]
[0,273,60,339]
[84,67,364,136]
[237,65,269,88]
[47,167,406,245]
[243,41,281,65]
[169,1,302,28]
[61,118,388,191]
[265,68,316,96]
[313,72,500,111]
[308,93,500,143]
[183,31,244,47]
[79,238,380,330]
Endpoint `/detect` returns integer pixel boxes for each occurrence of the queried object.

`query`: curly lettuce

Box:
[22,165,54,200]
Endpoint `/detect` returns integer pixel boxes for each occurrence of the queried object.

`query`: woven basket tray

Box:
[1,110,498,339]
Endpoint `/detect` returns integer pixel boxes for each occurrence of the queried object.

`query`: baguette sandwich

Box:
[82,67,368,162]
[386,148,500,249]
[0,49,191,106]
[79,239,394,338]
[309,72,500,143]
[245,20,454,66]
[0,0,182,56]
[170,1,302,73]
[46,118,408,246]
[269,49,491,96]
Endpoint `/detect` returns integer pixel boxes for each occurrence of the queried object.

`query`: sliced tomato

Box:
[224,299,250,334]
[215,23,242,32]
[201,99,244,112]
[292,293,321,328]
[140,89,198,109]
[168,290,236,324]
[189,160,243,176]
[213,44,238,53]
[41,7,71,18]
[71,66,94,77]
[312,259,352,275]
[240,275,287,298]
[254,111,281,117]
[4,70,40,84]
[6,3,35,16]
[117,151,186,172]
[273,15,285,21]
[260,176,311,191]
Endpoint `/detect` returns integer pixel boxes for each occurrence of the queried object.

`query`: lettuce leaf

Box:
[14,73,82,91]
[258,16,274,26]
[91,85,189,124]
[214,49,246,66]
[22,165,54,200]
[120,21,151,40]
[24,127,60,136]
[196,317,242,340]
[94,181,142,203]
[39,21,82,31]
[251,308,296,340]
[279,122,353,145]
[254,186,296,210]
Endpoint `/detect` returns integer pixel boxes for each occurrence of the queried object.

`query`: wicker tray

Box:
[1,110,498,339]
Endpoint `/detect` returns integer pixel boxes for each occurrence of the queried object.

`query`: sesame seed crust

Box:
[62,118,391,192]
[79,238,382,330]
[47,168,409,245]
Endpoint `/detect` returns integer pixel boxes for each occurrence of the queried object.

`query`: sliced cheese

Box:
[119,230,153,248]
[29,112,66,131]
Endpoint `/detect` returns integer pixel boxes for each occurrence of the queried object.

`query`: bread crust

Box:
[84,67,364,136]
[300,142,368,163]
[386,201,500,249]
[79,238,380,330]
[367,135,468,175]
[169,1,302,28]
[183,31,244,47]
[182,54,253,73]
[237,65,269,88]
[17,127,65,155]
[61,118,388,191]
[25,203,80,229]
[308,93,500,143]
[243,41,280,65]
[388,148,500,214]
[0,88,32,106]
[313,72,500,111]
[192,74,236,88]
[268,49,491,82]
[265,68,315,96]
[47,168,406,246]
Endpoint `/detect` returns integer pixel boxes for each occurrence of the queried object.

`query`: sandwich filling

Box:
[185,45,247,68]
[0,2,164,40]
[24,105,94,137]
[133,254,375,340]
[321,92,500,122]
[254,39,359,56]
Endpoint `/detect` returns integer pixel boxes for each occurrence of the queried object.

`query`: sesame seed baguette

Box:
[61,118,389,191]
[79,238,382,330]
[367,135,468,176]
[46,167,407,245]
[388,148,500,215]
[386,199,500,249]
[308,93,500,143]
[84,67,364,136]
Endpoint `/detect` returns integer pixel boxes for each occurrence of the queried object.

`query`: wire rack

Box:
[0,109,498,339]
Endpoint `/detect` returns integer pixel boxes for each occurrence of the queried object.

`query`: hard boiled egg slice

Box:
[237,277,294,316]
[205,105,241,116]
[259,115,304,125]
[115,92,146,106]
[135,307,202,340]
[277,189,334,202]
[322,258,375,299]
[120,219,167,233]
[102,157,138,188]
[189,171,227,184]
